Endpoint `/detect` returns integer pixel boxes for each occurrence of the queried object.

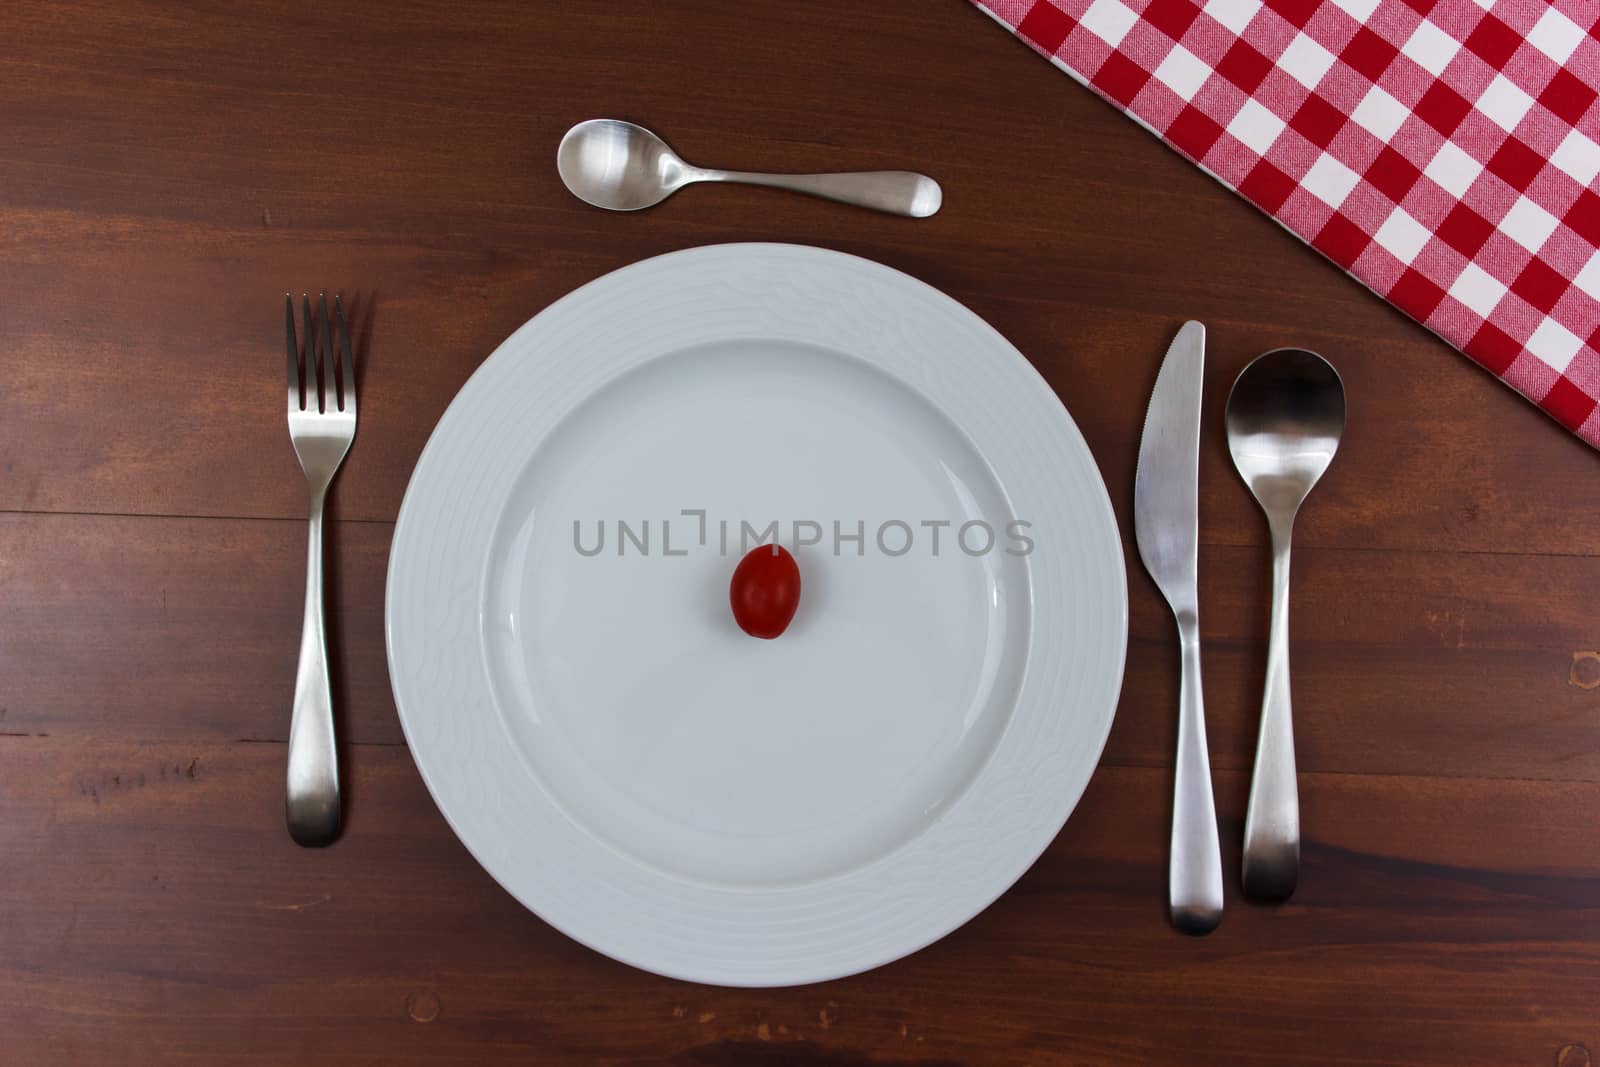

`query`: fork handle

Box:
[287,494,340,846]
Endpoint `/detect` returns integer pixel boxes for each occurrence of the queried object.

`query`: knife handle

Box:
[1171,611,1223,935]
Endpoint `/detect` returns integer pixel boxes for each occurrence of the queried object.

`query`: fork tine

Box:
[301,294,321,413]
[318,294,336,416]
[285,294,302,412]
[333,294,356,414]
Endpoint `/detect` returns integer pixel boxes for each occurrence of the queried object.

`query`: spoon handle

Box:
[1242,521,1300,901]
[702,169,941,218]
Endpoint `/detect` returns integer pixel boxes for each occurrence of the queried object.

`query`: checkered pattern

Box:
[974,0,1600,449]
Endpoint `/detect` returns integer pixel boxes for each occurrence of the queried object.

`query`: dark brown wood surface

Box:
[2,1,1597,1063]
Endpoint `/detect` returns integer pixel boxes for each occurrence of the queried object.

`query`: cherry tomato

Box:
[729,544,802,639]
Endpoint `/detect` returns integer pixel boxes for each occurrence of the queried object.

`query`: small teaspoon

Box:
[557,119,942,218]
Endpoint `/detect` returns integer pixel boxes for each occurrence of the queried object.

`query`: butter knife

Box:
[1133,320,1224,935]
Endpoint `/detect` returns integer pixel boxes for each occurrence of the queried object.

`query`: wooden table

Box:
[3,1,1597,1063]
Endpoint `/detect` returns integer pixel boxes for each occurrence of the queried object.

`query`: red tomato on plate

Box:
[729,544,802,639]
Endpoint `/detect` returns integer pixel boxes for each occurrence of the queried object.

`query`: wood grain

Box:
[3,738,1598,1066]
[0,0,1596,1062]
[4,512,1598,784]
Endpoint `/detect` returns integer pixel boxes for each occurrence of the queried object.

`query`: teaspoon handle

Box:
[1243,521,1299,900]
[701,169,941,218]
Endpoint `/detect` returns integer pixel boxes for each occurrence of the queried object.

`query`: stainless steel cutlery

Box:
[557,119,942,218]
[1134,321,1224,935]
[1226,349,1345,902]
[284,293,357,847]
[1139,326,1345,925]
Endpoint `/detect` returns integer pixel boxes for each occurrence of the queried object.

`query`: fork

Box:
[284,293,356,846]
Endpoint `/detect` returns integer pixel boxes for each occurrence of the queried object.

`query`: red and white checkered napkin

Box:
[973,0,1600,448]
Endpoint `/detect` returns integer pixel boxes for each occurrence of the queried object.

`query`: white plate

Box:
[386,244,1127,986]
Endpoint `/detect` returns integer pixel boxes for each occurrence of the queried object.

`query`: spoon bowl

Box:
[1225,348,1345,903]
[1226,349,1345,517]
[558,119,690,211]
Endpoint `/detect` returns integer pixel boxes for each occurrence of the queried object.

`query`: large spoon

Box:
[1225,349,1346,902]
[557,119,942,218]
